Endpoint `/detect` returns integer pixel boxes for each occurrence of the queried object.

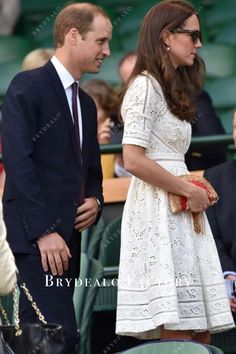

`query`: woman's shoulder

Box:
[128,71,164,97]
[122,71,167,117]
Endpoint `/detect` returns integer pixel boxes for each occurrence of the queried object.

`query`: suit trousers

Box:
[15,230,81,354]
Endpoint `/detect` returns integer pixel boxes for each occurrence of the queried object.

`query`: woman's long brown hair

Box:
[126,0,205,122]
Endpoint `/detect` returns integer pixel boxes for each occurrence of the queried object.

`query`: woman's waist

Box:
[145,152,187,175]
[146,152,185,162]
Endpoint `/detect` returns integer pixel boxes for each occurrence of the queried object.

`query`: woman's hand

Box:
[185,183,211,212]
[98,117,111,144]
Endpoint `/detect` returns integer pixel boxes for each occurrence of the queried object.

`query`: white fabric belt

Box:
[146,152,185,162]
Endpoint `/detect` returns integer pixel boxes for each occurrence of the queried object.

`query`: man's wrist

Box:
[94,197,101,212]
[224,271,236,279]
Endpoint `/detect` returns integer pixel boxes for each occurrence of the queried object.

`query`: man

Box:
[185,90,227,171]
[204,111,236,354]
[204,111,236,315]
[2,3,112,353]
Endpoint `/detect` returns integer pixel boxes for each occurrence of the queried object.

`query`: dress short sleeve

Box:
[121,73,166,148]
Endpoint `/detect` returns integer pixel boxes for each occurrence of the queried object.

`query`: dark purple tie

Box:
[71,82,82,162]
[71,82,84,205]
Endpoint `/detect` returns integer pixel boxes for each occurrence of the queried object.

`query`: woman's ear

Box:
[162,30,171,47]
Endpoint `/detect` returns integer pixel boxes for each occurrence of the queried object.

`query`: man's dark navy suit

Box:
[204,161,236,274]
[2,61,103,353]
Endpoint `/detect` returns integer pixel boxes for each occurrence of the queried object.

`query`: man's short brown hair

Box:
[54,2,110,47]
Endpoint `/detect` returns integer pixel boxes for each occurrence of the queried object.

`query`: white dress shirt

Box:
[51,56,83,147]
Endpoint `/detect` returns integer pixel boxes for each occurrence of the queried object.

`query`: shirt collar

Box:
[51,56,79,90]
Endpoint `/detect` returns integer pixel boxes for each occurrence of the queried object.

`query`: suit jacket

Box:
[2,61,103,254]
[185,90,226,170]
[204,161,236,272]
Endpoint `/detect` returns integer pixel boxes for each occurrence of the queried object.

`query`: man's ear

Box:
[67,27,80,45]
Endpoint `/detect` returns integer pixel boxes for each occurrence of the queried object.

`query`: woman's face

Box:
[166,14,202,68]
[233,111,236,146]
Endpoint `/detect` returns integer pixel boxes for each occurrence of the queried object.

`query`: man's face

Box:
[75,15,112,75]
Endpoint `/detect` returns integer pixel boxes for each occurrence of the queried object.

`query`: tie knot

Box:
[72,82,78,95]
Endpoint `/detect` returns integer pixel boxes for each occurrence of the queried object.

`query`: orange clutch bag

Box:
[168,174,218,234]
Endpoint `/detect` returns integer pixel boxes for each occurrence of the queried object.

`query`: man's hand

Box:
[74,197,99,232]
[225,274,236,313]
[37,232,72,276]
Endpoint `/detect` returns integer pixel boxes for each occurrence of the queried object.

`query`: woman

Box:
[81,79,120,178]
[116,0,234,343]
[0,201,17,295]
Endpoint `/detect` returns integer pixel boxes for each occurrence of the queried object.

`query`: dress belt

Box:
[146,152,185,162]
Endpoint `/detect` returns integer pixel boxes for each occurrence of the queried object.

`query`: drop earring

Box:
[166,45,170,51]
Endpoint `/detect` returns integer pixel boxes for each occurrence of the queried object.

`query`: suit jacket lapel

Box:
[45,61,81,168]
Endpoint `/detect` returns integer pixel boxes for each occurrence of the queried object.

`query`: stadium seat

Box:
[82,51,124,86]
[218,109,235,134]
[99,216,121,268]
[0,36,31,64]
[199,44,236,79]
[81,217,106,259]
[118,340,223,354]
[73,253,103,354]
[94,216,122,312]
[115,8,143,36]
[0,61,22,98]
[18,0,65,42]
[205,0,236,28]
[109,31,123,52]
[214,21,236,46]
[95,0,143,6]
[205,76,236,109]
[21,0,65,13]
[30,22,54,48]
[120,31,139,52]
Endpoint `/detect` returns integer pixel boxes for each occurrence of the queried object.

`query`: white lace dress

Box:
[116,73,235,339]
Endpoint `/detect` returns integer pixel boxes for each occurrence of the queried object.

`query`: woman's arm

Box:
[123,144,210,212]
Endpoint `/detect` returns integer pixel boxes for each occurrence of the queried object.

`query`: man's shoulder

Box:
[6,63,52,98]
[13,64,48,82]
[204,160,236,180]
[24,65,46,75]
